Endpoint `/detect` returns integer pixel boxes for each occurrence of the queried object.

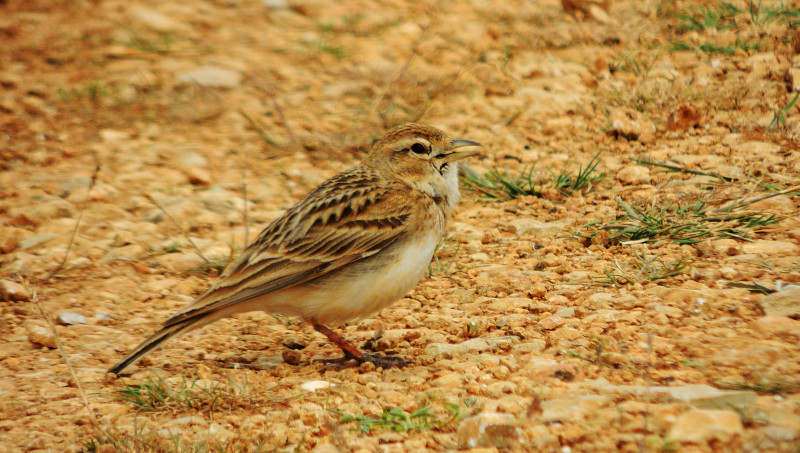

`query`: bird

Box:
[109,123,481,375]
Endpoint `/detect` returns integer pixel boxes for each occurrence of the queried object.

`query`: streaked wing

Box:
[163,165,415,327]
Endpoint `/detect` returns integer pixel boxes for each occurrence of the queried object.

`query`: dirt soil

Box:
[2,0,800,451]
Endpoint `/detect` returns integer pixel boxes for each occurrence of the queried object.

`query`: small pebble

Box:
[0,280,31,301]
[57,312,87,325]
[282,349,302,365]
[554,307,575,318]
[282,336,308,350]
[27,325,56,349]
[94,312,113,323]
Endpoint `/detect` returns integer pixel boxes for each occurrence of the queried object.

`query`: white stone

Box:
[301,380,333,392]
[177,66,242,88]
[56,312,87,325]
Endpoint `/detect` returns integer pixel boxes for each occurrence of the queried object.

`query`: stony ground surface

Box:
[2,0,800,451]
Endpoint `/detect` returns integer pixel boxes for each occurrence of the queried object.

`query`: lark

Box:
[109,123,480,375]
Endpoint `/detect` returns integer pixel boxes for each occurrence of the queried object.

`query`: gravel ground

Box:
[1,0,799,451]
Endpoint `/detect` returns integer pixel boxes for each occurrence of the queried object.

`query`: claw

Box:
[315,353,411,371]
[361,353,411,368]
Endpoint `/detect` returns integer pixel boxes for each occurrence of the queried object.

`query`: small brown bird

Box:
[109,123,480,375]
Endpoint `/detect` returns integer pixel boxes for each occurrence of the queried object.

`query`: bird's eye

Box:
[410,143,428,154]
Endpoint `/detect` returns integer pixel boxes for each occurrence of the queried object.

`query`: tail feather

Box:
[109,318,200,376]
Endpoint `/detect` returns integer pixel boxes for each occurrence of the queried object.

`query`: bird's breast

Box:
[308,228,443,324]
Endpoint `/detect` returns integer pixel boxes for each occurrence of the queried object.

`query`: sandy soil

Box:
[1,0,800,451]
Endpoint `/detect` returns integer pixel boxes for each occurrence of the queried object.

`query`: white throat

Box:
[408,162,461,214]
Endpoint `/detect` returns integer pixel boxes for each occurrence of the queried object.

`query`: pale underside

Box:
[204,228,441,325]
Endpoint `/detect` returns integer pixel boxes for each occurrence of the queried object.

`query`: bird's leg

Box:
[313,323,364,361]
[312,323,411,369]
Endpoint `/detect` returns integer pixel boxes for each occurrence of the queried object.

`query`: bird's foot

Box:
[315,352,411,370]
[360,353,412,369]
[312,322,411,370]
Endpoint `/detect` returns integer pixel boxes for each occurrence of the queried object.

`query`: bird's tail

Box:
[108,316,205,376]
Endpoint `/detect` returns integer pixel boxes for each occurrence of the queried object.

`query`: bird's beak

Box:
[441,138,481,163]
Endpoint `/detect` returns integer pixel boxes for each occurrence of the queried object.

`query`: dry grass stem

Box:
[144,193,209,264]
[46,158,100,281]
[28,282,98,429]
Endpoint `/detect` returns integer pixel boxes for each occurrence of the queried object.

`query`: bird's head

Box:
[364,123,481,207]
